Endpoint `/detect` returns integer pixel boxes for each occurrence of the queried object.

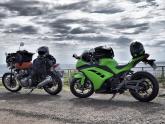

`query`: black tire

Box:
[2,73,22,92]
[129,71,159,102]
[70,78,94,98]
[43,73,62,95]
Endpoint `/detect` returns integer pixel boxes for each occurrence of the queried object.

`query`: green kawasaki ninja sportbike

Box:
[70,42,159,102]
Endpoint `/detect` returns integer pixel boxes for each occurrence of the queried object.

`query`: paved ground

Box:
[0,88,165,124]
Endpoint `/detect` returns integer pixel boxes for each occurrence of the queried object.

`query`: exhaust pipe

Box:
[115,79,144,91]
[37,76,53,88]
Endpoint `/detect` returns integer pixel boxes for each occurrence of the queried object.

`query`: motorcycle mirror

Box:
[5,52,8,56]
[19,42,24,50]
[20,42,24,47]
[73,54,77,58]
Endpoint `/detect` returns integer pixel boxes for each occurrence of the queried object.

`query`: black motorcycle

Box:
[2,42,63,95]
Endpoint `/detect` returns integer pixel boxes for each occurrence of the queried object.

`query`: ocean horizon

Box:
[0,61,165,77]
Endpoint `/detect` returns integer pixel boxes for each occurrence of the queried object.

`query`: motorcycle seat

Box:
[116,63,129,69]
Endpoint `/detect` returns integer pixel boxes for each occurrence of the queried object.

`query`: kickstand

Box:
[109,93,116,100]
[27,89,34,94]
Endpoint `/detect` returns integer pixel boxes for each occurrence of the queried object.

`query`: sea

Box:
[0,62,165,77]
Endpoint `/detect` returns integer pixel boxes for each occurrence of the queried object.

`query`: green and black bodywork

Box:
[70,44,159,102]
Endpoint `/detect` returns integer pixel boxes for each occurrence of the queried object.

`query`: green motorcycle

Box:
[70,42,159,102]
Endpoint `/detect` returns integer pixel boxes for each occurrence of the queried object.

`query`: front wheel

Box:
[70,78,94,98]
[2,73,22,92]
[43,73,62,95]
[129,71,159,102]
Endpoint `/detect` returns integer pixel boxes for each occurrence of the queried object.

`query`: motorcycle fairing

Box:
[72,55,145,91]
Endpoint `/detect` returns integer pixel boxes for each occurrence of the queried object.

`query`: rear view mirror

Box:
[20,42,24,47]
[19,42,24,50]
[73,54,80,59]
[5,52,8,56]
[73,54,78,58]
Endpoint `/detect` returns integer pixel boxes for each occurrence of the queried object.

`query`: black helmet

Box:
[130,41,145,58]
[37,46,49,56]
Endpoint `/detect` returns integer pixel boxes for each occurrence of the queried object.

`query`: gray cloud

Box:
[129,0,142,3]
[114,36,132,45]
[46,18,99,36]
[48,20,71,34]
[147,40,165,47]
[55,1,89,10]
[110,22,149,29]
[0,0,164,63]
[110,21,149,34]
[0,0,45,16]
[123,26,149,35]
[90,8,124,14]
[70,27,95,34]
[0,13,5,18]
[74,35,110,42]
[4,24,38,34]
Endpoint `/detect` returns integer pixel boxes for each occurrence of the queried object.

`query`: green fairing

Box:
[76,59,87,68]
[81,67,113,90]
[99,56,143,74]
[73,55,145,91]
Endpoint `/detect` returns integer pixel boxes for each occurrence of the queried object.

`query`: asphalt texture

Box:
[0,88,165,124]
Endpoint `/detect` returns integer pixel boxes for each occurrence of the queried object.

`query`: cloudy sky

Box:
[0,0,165,65]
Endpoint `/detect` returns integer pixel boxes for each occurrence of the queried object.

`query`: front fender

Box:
[70,72,86,85]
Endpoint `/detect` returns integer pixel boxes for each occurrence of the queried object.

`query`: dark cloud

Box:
[0,0,46,16]
[75,36,110,42]
[55,1,124,14]
[0,13,6,18]
[113,36,132,45]
[129,0,142,3]
[123,26,149,35]
[55,35,132,47]
[131,0,158,7]
[70,27,95,34]
[55,1,89,10]
[110,21,149,34]
[48,20,71,34]
[130,0,156,3]
[4,24,38,34]
[111,22,149,29]
[90,8,124,14]
[46,18,99,35]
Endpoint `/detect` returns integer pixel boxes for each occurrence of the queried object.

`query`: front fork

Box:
[70,72,88,91]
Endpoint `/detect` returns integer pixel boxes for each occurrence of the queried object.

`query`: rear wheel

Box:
[43,73,62,95]
[70,78,94,98]
[129,71,159,102]
[2,73,22,92]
